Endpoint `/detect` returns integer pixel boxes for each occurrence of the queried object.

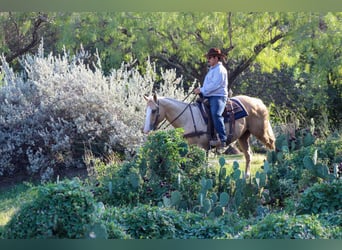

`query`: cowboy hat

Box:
[205,47,226,58]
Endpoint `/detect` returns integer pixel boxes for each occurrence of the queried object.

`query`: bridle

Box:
[150,94,203,138]
[150,101,160,131]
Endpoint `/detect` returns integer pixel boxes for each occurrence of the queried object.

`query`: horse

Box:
[143,93,275,177]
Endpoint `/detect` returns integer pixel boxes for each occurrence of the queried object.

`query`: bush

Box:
[105,205,179,239]
[317,211,342,239]
[0,43,189,181]
[266,131,342,206]
[3,178,100,239]
[102,205,233,239]
[93,129,208,208]
[297,179,342,214]
[240,213,330,239]
[318,210,342,227]
[138,129,207,206]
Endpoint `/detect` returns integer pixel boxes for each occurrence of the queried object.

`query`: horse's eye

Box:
[151,109,157,114]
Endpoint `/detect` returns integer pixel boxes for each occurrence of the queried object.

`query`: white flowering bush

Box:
[0,42,191,181]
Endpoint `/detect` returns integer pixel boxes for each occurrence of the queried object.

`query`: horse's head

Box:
[142,93,164,134]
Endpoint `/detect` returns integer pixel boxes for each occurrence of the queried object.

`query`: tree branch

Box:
[5,13,48,63]
[226,12,234,52]
[229,32,286,87]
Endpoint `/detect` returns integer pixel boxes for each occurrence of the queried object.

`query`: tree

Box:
[0,13,52,65]
[1,12,341,130]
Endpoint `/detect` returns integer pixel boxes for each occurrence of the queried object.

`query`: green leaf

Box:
[170,191,181,206]
[263,160,270,173]
[162,196,171,208]
[211,193,218,204]
[233,161,239,170]
[219,192,229,207]
[205,179,213,190]
[129,172,141,188]
[213,206,224,217]
[316,164,330,179]
[219,157,225,167]
[303,155,315,171]
[220,167,226,178]
[232,168,241,180]
[202,198,212,214]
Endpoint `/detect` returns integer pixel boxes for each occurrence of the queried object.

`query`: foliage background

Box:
[0,10,341,241]
[1,12,341,129]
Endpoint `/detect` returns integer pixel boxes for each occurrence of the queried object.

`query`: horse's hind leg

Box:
[238,130,252,178]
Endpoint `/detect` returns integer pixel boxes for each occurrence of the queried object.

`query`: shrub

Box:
[297,179,342,214]
[240,213,330,239]
[318,210,342,227]
[3,178,100,239]
[0,42,189,181]
[105,205,179,239]
[138,129,207,206]
[102,204,233,239]
[93,129,207,208]
[102,221,132,239]
[266,131,342,206]
[317,211,342,239]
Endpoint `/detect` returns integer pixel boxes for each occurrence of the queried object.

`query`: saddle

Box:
[196,97,249,143]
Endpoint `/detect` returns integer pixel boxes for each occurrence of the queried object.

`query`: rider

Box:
[194,47,228,148]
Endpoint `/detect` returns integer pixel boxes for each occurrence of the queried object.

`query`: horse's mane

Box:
[163,97,184,103]
[162,97,189,105]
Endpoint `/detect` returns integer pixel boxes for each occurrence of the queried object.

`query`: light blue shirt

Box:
[200,62,228,97]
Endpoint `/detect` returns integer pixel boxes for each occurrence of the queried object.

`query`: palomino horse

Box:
[143,93,275,177]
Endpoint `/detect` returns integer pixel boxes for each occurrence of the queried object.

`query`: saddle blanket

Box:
[223,97,249,122]
[197,97,249,124]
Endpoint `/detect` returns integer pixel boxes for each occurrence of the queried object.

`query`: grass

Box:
[208,152,267,177]
[0,183,37,229]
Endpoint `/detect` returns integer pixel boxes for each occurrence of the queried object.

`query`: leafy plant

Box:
[266,129,341,206]
[3,178,101,239]
[297,180,342,214]
[93,129,207,208]
[240,213,330,239]
[102,204,234,239]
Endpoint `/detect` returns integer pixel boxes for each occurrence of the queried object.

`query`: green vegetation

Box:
[0,11,340,239]
[1,129,341,239]
[1,12,341,129]
[240,213,335,239]
[3,178,99,239]
[0,183,37,234]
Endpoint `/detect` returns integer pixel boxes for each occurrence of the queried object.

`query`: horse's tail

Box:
[233,95,276,151]
[240,95,275,150]
[264,120,276,150]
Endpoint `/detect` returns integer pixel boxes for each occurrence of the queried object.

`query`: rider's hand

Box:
[193,87,201,95]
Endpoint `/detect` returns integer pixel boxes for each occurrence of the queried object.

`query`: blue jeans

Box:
[207,96,227,142]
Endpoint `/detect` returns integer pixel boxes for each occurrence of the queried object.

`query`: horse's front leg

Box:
[238,131,252,178]
[245,154,251,178]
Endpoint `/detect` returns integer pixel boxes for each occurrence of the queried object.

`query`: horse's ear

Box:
[153,93,158,102]
[143,95,149,101]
